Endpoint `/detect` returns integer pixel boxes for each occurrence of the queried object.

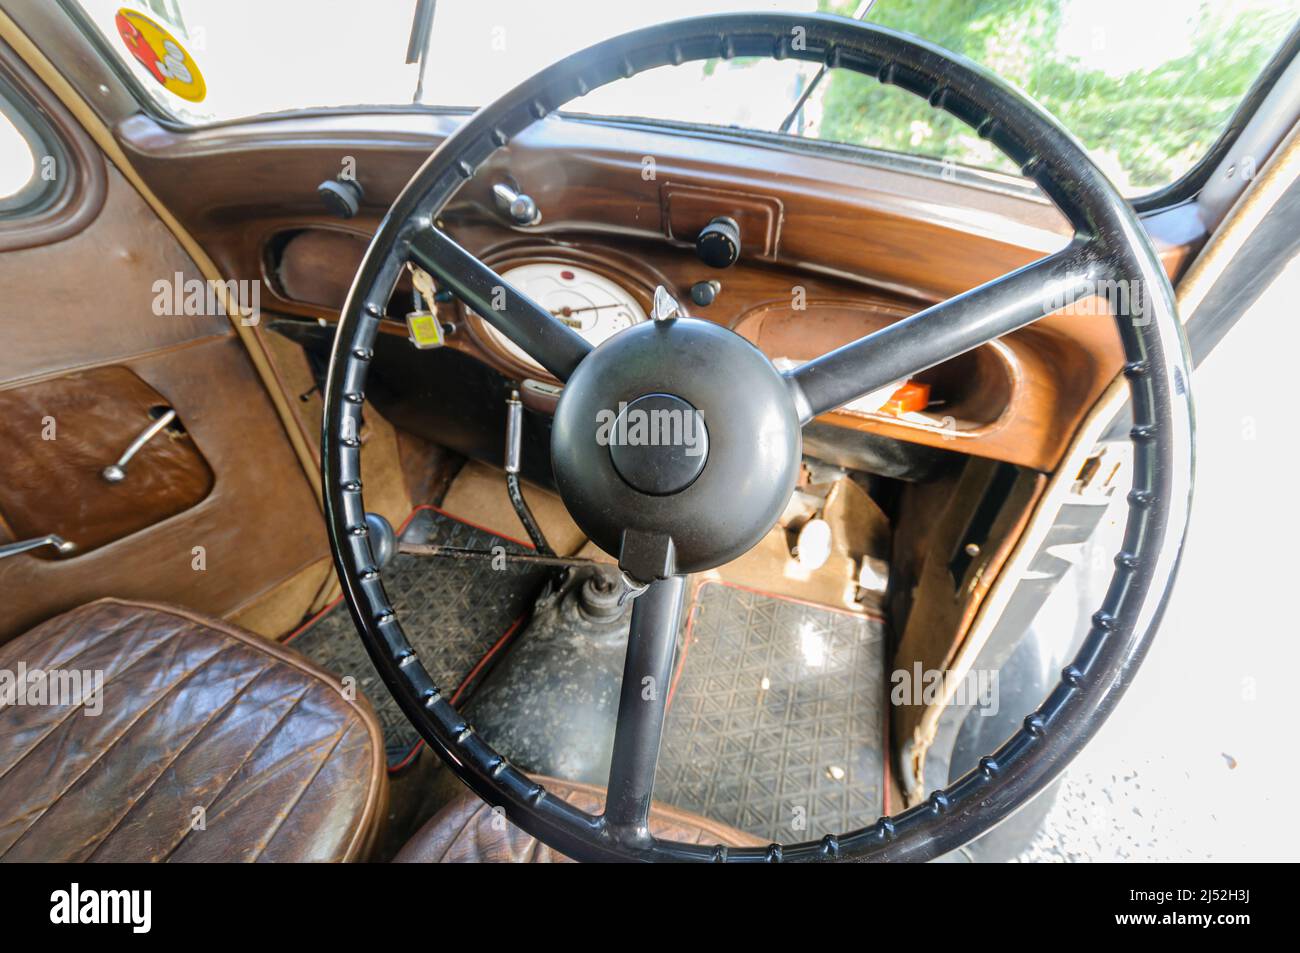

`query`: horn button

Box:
[607,394,709,496]
[551,316,801,579]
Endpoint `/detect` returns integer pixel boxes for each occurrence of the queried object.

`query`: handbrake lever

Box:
[504,390,554,556]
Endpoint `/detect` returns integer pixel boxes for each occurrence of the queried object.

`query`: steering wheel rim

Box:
[323,12,1194,862]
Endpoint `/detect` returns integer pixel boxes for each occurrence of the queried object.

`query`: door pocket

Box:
[0,365,214,558]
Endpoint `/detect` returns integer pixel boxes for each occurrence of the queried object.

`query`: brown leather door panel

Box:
[0,45,328,644]
[0,365,214,556]
[0,333,330,644]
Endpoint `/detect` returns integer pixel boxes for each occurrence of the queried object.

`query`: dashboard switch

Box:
[695,216,741,268]
[690,280,721,307]
[492,179,541,226]
[318,177,363,219]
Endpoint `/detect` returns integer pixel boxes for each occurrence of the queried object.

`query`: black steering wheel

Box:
[323,12,1194,862]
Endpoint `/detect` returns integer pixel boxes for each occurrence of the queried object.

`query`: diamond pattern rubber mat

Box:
[286,507,551,770]
[657,582,887,843]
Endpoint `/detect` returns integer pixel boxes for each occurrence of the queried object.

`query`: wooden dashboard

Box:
[117,110,1204,474]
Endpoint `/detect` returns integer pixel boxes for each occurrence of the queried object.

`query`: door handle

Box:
[0,534,76,560]
[101,408,177,483]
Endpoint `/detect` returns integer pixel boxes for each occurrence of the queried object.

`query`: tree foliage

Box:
[811,0,1293,192]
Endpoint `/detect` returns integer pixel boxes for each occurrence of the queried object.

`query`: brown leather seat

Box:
[395,775,762,862]
[0,598,387,862]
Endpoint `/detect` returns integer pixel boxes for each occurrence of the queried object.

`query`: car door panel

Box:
[0,54,327,644]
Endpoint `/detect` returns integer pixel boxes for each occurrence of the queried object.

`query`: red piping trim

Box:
[668,579,892,810]
[388,611,529,774]
[696,578,886,623]
[666,591,702,711]
[882,667,893,817]
[280,504,536,773]
[281,503,536,646]
[402,503,537,550]
[452,613,528,705]
[282,594,344,645]
[667,579,883,709]
[389,739,424,773]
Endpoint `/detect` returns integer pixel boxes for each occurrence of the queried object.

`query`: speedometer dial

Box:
[475,263,647,374]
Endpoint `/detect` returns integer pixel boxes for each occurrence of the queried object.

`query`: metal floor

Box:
[287,508,550,769]
[656,582,888,843]
[290,514,889,840]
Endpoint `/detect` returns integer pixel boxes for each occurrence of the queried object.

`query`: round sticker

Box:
[114,8,206,103]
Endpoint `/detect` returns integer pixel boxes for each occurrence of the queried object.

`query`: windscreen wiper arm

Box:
[777,0,876,134]
[406,0,437,103]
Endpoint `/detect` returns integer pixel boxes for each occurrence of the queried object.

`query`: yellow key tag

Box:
[404,263,445,349]
[406,312,444,349]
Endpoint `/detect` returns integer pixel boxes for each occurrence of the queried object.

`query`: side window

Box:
[0,75,67,219]
[0,108,37,204]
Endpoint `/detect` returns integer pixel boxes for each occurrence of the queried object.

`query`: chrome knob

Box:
[492,180,541,226]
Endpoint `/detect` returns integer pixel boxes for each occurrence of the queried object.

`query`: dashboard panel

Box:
[119,109,1203,476]
[266,225,1117,472]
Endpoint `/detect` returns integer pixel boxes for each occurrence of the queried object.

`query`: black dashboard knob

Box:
[695,216,741,268]
[690,280,721,307]
[318,177,364,219]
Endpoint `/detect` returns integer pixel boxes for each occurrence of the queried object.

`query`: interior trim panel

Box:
[115,110,1203,474]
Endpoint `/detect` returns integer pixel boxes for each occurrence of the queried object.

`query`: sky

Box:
[0,109,35,198]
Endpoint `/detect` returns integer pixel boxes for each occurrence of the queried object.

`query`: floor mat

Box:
[286,507,552,770]
[657,581,887,843]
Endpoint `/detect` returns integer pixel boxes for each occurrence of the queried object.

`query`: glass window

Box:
[72,0,427,124]
[74,1,1296,196]
[0,85,56,216]
[0,107,37,202]
[803,0,1297,192]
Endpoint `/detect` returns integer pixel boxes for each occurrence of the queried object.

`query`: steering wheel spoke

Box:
[405,226,592,381]
[785,239,1104,423]
[602,574,686,844]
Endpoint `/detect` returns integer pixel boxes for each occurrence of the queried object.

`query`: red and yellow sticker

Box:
[114,8,206,102]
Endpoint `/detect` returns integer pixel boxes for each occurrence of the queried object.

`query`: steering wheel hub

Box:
[551,316,800,578]
[607,393,710,495]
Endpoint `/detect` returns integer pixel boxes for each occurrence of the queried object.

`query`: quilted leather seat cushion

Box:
[395,775,763,863]
[0,599,387,862]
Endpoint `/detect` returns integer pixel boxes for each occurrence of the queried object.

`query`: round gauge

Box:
[476,263,647,373]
